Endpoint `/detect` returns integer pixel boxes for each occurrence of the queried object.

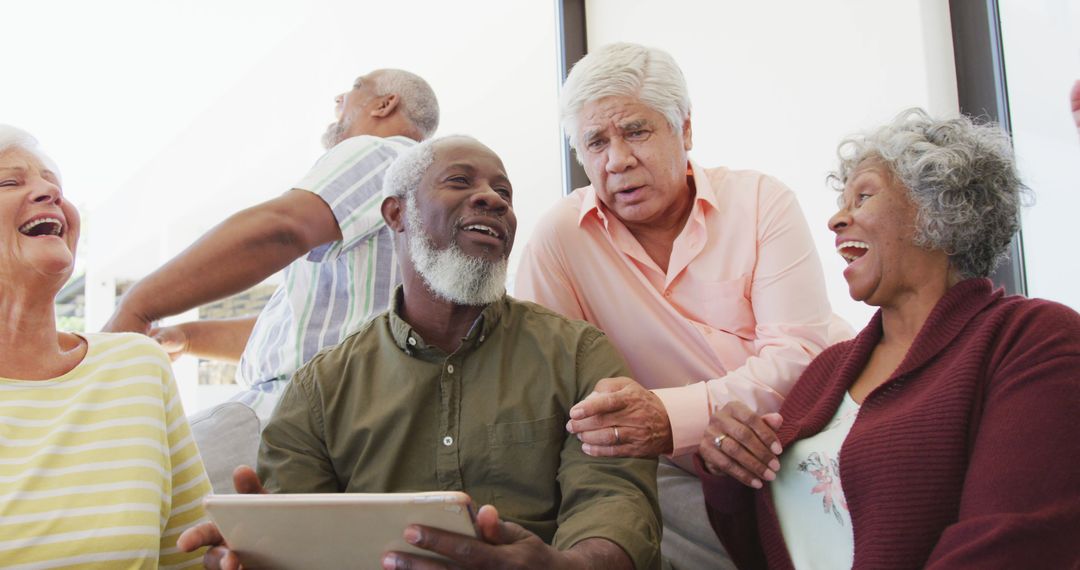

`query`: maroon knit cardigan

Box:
[697,278,1080,569]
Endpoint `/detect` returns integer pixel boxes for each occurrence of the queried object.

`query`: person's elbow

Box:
[242,197,338,255]
[252,209,317,254]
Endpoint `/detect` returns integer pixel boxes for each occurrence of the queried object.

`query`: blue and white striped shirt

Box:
[236,135,414,418]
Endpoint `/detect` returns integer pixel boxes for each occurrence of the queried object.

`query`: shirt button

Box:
[442,436,454,446]
[479,335,485,343]
[447,364,454,374]
[664,290,672,298]
[407,337,417,346]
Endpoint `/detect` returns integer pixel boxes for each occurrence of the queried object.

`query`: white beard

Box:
[321,120,348,150]
[405,196,507,306]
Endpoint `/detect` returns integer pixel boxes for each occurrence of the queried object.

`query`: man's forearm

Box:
[179,317,258,363]
[114,208,308,325]
[107,190,341,333]
[564,538,634,570]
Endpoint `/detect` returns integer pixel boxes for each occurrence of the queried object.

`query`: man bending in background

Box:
[105,69,438,419]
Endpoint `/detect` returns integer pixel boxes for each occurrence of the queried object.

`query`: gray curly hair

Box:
[830,108,1028,279]
[560,43,691,157]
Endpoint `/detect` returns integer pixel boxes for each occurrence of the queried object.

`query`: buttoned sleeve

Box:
[552,329,662,570]
[656,178,844,455]
[257,362,341,493]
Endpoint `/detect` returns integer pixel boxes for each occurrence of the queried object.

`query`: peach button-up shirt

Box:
[516,161,847,456]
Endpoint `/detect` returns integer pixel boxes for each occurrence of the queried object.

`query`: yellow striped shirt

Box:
[0,332,209,569]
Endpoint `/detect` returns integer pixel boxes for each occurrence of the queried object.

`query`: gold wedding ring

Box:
[713,434,727,449]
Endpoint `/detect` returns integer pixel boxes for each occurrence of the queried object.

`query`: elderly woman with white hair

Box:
[697,109,1080,569]
[0,125,211,568]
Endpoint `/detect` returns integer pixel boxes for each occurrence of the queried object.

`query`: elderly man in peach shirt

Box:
[516,43,851,569]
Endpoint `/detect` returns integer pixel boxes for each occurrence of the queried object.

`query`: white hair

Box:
[383,134,489,200]
[830,108,1028,279]
[0,125,61,180]
[382,136,439,201]
[370,69,440,140]
[560,42,691,154]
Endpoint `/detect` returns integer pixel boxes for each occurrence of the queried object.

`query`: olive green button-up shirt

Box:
[257,292,661,569]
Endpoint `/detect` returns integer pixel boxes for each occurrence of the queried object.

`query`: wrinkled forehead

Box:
[579,96,661,135]
[837,159,896,204]
[0,146,61,182]
[847,155,892,183]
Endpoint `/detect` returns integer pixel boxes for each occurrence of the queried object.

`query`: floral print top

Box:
[772,391,860,569]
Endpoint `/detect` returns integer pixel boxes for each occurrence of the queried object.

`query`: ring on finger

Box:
[713,434,727,449]
[613,426,621,445]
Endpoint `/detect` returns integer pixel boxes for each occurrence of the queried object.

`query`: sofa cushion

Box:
[189,401,261,494]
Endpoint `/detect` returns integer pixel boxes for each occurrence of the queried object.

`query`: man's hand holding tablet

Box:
[381,503,636,569]
[383,504,552,569]
[180,466,481,569]
[177,466,622,570]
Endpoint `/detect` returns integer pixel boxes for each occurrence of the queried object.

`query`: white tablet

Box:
[203,492,476,569]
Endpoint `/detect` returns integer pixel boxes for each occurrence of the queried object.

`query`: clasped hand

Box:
[698,401,784,489]
[564,377,673,457]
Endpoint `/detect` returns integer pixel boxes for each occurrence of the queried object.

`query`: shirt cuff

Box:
[654,382,710,457]
[554,497,661,570]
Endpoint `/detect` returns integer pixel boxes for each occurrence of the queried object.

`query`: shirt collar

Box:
[688,159,720,213]
[576,158,718,227]
[387,286,507,356]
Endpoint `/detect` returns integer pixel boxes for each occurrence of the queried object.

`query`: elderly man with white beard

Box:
[179,135,662,570]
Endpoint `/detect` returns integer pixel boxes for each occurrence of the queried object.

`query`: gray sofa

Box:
[189,401,262,493]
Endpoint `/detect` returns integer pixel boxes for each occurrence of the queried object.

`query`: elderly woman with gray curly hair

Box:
[694,109,1080,569]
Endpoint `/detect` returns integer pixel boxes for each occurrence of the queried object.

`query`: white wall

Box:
[585,0,960,330]
[7,0,564,325]
[7,0,565,412]
[1000,0,1080,311]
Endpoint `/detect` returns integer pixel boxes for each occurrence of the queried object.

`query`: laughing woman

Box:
[0,125,209,568]
[696,110,1080,569]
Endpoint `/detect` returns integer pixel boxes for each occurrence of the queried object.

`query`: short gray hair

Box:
[560,42,691,154]
[370,69,440,140]
[0,124,61,180]
[383,137,439,201]
[383,135,490,202]
[830,108,1028,279]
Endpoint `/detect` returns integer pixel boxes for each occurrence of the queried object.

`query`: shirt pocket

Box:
[484,414,565,521]
[676,275,755,339]
[487,414,563,447]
